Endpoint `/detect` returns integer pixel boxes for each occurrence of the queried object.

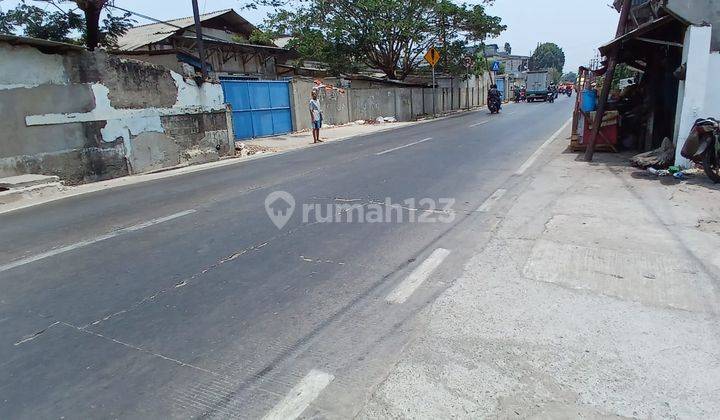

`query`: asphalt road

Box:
[0,97,574,419]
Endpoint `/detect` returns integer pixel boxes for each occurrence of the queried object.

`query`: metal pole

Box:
[432,66,436,117]
[191,0,207,78]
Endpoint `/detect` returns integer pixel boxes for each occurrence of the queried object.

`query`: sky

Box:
[0,0,620,72]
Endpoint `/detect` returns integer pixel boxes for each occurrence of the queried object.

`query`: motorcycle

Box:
[681,118,720,183]
[546,91,555,103]
[488,96,501,114]
[566,88,573,97]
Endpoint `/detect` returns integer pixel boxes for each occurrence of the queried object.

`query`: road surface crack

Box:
[299,255,347,265]
[78,222,320,330]
[14,321,60,346]
[58,321,222,376]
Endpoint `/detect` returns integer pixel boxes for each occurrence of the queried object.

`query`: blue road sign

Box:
[491,61,501,72]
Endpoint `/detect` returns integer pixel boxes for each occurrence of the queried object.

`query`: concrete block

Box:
[0,174,60,189]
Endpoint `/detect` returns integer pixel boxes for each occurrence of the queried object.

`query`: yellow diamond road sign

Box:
[424,47,441,67]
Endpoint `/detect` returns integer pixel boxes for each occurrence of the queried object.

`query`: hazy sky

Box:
[1,0,620,72]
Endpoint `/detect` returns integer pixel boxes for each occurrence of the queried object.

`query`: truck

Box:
[525,70,549,102]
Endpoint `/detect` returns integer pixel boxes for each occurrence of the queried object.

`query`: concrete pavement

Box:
[359,131,720,418]
[8,96,707,419]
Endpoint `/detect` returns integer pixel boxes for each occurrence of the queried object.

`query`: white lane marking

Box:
[469,120,490,128]
[0,209,196,273]
[262,369,334,420]
[386,248,451,304]
[515,118,571,175]
[477,189,507,212]
[376,137,433,155]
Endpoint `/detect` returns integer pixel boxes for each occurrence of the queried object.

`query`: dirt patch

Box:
[697,219,720,236]
[235,143,277,157]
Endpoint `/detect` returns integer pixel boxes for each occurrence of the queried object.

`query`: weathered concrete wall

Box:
[0,41,232,184]
[394,89,413,122]
[114,53,184,74]
[350,89,396,121]
[704,52,720,114]
[667,0,720,51]
[289,76,490,132]
[317,88,350,126]
[674,25,713,167]
[290,78,313,131]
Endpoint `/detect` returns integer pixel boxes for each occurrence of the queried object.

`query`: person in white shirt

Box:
[309,90,323,143]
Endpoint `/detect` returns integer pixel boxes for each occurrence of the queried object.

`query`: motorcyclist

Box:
[488,84,502,111]
[513,85,521,103]
[549,83,559,99]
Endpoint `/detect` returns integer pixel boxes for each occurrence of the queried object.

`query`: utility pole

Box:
[191,0,207,78]
[432,64,437,117]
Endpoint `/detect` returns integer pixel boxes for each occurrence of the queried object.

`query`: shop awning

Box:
[599,15,677,55]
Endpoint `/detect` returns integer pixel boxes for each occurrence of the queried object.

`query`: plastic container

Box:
[581,90,597,112]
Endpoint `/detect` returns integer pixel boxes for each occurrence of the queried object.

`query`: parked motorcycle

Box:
[681,118,720,183]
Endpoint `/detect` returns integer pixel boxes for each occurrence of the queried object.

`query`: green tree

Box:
[0,10,14,34]
[244,0,505,80]
[612,63,637,89]
[562,71,578,82]
[504,42,511,54]
[530,42,565,73]
[1,1,134,50]
[1,1,84,42]
[547,67,561,84]
[247,29,274,46]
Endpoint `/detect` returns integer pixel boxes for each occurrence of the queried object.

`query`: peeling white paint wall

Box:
[704,52,720,118]
[0,44,69,89]
[171,72,225,111]
[23,73,226,166]
[2,41,232,181]
[26,75,225,138]
[674,25,714,167]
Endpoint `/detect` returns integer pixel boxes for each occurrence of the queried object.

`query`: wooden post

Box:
[571,67,584,140]
[584,0,632,161]
[584,55,618,161]
[191,0,207,78]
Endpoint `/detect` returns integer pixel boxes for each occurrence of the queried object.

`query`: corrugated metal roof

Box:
[116,9,248,51]
[0,34,85,51]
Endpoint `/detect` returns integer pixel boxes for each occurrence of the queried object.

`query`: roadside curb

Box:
[0,106,490,215]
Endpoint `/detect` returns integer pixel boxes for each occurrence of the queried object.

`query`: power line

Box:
[106,4,231,45]
[106,4,284,50]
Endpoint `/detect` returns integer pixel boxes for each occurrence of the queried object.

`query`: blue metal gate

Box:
[220,80,293,139]
[496,78,506,101]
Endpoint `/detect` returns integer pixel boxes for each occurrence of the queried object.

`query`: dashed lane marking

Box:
[385,248,451,304]
[476,189,507,212]
[376,138,433,155]
[261,369,334,420]
[0,209,196,273]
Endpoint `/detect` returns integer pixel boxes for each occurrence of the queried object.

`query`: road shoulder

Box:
[358,130,720,418]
